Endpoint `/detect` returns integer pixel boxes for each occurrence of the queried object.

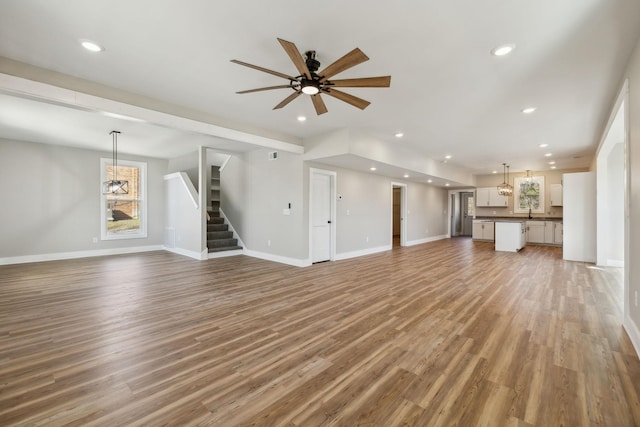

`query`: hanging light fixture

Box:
[497,163,513,196]
[102,130,129,194]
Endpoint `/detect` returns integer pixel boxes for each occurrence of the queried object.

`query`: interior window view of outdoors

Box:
[105,163,142,235]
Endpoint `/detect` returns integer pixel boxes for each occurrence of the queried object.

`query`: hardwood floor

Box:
[1,238,639,426]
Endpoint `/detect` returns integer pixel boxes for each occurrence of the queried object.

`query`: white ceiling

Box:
[0,0,638,175]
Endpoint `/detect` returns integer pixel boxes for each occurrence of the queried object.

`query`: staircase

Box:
[207,210,242,253]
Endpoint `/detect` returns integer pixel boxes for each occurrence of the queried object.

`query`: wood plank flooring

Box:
[1,238,639,426]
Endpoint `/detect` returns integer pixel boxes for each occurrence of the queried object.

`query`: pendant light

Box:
[102,130,129,194]
[497,163,513,196]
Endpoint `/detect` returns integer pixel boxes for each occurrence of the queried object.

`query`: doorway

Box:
[595,80,628,318]
[449,190,474,237]
[391,183,407,247]
[309,168,336,263]
[460,192,474,236]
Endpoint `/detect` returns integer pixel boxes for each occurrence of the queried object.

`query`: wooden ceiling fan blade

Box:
[319,48,369,82]
[324,89,371,110]
[328,76,391,88]
[311,94,328,115]
[278,38,311,79]
[273,91,302,110]
[237,85,294,94]
[230,59,295,81]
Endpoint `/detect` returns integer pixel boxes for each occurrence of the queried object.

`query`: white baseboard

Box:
[607,259,624,268]
[334,244,392,261]
[624,315,640,359]
[163,246,208,260]
[0,245,164,266]
[243,249,311,267]
[405,234,448,247]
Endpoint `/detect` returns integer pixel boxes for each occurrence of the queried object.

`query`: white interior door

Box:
[311,173,332,262]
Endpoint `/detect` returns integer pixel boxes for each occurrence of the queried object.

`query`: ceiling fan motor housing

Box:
[305,51,320,74]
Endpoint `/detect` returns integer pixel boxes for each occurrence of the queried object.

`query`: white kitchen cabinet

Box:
[472,221,494,241]
[495,221,526,252]
[526,220,562,245]
[526,221,546,244]
[476,187,508,207]
[550,184,563,206]
[553,222,563,245]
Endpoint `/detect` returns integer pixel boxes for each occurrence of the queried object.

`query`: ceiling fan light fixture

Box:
[301,84,320,95]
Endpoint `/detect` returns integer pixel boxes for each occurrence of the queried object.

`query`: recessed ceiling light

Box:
[492,170,497,174]
[550,166,557,169]
[544,153,553,157]
[491,44,515,57]
[403,174,409,178]
[297,115,306,122]
[521,107,537,114]
[548,161,556,165]
[79,39,104,52]
[370,167,377,171]
[539,143,548,148]
[395,132,404,138]
[427,179,433,183]
[445,155,452,159]
[445,183,450,187]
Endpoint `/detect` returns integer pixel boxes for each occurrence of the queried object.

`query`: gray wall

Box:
[330,165,392,254]
[222,153,449,263]
[626,38,640,331]
[221,149,306,261]
[0,138,167,258]
[406,182,449,240]
[306,162,449,255]
[167,151,199,189]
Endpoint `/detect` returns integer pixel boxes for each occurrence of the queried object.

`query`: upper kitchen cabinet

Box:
[550,183,563,206]
[476,187,508,207]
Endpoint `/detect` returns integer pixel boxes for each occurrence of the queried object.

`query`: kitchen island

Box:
[494,220,526,252]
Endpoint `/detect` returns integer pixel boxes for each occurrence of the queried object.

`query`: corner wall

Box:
[624,37,640,355]
[0,138,167,263]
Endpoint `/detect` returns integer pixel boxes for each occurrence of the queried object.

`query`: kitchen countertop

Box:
[475,216,562,221]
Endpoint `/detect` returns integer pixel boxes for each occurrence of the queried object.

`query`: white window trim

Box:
[100,158,148,240]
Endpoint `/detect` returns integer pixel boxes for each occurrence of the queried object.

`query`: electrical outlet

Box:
[366,236,369,243]
[426,228,429,233]
[346,209,350,216]
[92,237,98,243]
[635,291,638,307]
[267,240,271,247]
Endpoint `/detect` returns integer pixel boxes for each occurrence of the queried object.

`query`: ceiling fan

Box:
[231,38,391,115]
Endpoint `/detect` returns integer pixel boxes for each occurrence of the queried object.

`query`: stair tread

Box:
[208,246,243,253]
[207,231,233,239]
[207,238,238,247]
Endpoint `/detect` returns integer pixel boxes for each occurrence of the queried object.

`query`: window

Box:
[514,175,545,214]
[467,196,475,217]
[100,158,147,240]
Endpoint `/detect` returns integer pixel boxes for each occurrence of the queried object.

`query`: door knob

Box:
[327,220,331,224]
